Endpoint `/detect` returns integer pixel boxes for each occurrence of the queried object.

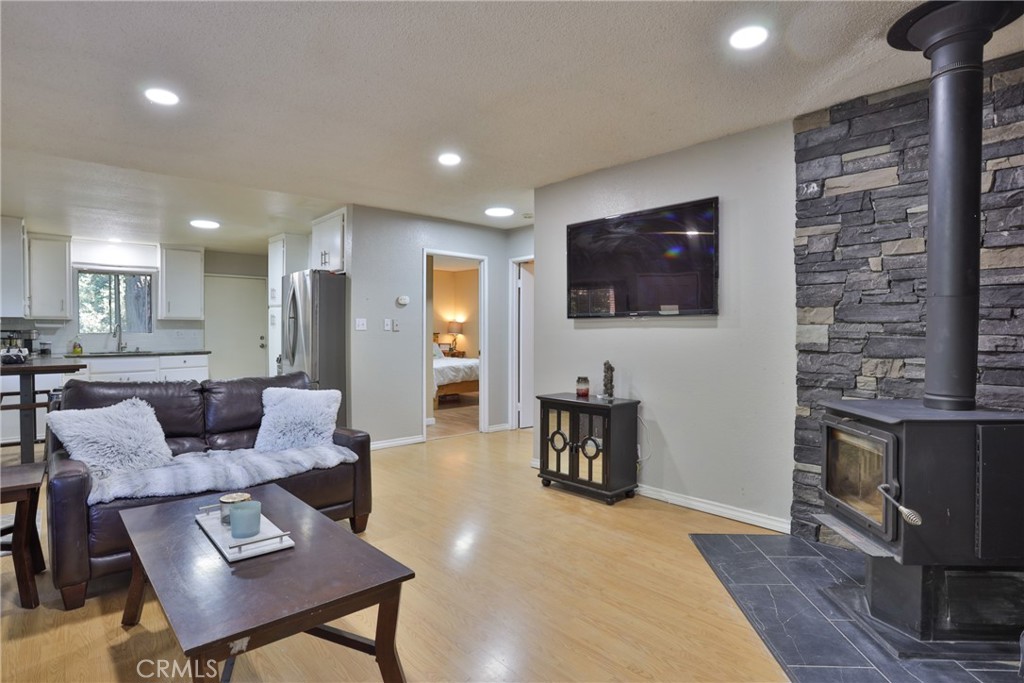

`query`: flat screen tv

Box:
[567,196,719,318]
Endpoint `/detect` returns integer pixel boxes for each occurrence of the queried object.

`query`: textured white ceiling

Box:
[2,2,1021,254]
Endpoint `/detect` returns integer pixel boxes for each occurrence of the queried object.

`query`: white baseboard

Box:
[530,458,540,469]
[637,485,790,533]
[486,423,510,433]
[424,418,436,426]
[371,435,425,450]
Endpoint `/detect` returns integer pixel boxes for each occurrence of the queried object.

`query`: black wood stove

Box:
[815,0,1024,660]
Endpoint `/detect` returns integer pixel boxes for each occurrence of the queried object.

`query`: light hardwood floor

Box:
[1,431,786,682]
[427,392,479,441]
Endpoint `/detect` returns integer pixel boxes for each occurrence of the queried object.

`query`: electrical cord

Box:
[637,412,652,468]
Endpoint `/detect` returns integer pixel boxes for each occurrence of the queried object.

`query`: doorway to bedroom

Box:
[424,252,486,441]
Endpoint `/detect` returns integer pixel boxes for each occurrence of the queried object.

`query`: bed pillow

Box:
[47,398,173,478]
[254,387,342,452]
[432,343,445,359]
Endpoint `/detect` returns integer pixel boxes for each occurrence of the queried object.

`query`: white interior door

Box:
[204,275,268,379]
[517,261,535,428]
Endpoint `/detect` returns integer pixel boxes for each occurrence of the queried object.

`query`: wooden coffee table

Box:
[119,484,414,682]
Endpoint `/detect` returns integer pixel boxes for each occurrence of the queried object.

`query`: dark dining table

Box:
[1,358,87,463]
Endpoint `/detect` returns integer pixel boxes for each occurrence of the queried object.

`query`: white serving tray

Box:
[195,507,295,563]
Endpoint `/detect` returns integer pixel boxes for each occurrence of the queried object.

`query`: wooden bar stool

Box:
[1,462,47,608]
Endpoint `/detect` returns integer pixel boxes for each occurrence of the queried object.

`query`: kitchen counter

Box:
[62,350,211,358]
[1,357,90,374]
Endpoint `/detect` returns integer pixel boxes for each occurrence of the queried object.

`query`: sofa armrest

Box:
[333,428,371,523]
[47,449,93,592]
[333,427,369,455]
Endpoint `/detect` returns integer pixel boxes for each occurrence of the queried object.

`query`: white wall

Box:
[507,226,535,259]
[534,121,797,529]
[348,205,531,443]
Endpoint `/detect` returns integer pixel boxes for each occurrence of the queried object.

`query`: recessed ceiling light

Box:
[485,207,515,218]
[438,153,462,166]
[144,88,180,106]
[190,219,220,229]
[729,25,769,50]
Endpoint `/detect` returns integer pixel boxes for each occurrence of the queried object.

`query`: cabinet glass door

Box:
[575,411,606,485]
[543,406,572,476]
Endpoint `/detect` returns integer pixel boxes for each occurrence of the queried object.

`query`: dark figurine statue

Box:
[603,360,614,399]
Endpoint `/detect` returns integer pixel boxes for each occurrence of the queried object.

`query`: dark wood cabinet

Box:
[537,393,640,504]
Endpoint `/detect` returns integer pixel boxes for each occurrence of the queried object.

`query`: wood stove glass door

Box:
[823,416,896,540]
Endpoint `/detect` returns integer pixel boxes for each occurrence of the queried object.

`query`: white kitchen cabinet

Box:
[310,208,346,272]
[158,354,210,382]
[267,233,309,306]
[1,217,26,317]
[267,306,282,376]
[89,370,160,383]
[83,355,159,383]
[159,246,204,320]
[26,234,71,319]
[71,238,159,270]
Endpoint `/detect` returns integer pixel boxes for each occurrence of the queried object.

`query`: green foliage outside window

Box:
[77,271,153,334]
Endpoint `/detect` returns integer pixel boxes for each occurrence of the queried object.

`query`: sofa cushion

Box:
[88,491,200,557]
[203,373,309,450]
[86,463,356,558]
[274,462,355,513]
[60,379,205,456]
[255,388,341,452]
[47,398,173,478]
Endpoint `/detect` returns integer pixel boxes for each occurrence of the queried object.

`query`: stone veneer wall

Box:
[791,52,1024,541]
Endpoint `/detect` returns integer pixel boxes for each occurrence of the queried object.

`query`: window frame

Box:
[76,268,155,335]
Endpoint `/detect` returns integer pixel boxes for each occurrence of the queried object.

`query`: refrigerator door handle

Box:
[285,285,298,365]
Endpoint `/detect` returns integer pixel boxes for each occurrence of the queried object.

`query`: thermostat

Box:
[396,295,410,306]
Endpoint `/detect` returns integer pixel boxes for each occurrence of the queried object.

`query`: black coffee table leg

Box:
[375,588,406,683]
[121,547,148,626]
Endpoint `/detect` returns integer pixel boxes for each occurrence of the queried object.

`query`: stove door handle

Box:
[877,484,923,526]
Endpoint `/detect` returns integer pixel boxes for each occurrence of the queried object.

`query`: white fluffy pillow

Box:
[47,398,173,478]
[254,387,341,452]
[432,343,445,359]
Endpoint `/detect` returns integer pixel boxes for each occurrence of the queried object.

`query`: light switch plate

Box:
[393,319,400,332]
[355,318,367,331]
[383,318,392,331]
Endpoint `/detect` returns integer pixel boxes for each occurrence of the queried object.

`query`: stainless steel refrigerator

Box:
[281,269,348,426]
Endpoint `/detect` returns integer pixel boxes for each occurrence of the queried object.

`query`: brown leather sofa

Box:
[46,372,371,610]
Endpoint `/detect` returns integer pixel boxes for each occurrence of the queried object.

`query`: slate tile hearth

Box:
[691,535,1021,683]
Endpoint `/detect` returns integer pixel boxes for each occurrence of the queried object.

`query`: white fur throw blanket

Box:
[87,443,357,505]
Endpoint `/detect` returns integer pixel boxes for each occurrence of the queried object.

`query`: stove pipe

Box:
[888,1,1024,411]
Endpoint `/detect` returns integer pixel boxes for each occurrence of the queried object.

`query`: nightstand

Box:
[444,351,466,358]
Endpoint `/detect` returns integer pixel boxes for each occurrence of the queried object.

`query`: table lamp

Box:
[447,321,463,352]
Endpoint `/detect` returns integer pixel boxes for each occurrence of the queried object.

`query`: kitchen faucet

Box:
[113,322,128,352]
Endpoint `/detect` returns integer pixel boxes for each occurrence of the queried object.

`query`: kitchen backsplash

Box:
[1,317,205,355]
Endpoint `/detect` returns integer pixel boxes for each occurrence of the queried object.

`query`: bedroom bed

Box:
[433,356,480,407]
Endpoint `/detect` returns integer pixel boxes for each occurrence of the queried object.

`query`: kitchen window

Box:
[77,271,153,334]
